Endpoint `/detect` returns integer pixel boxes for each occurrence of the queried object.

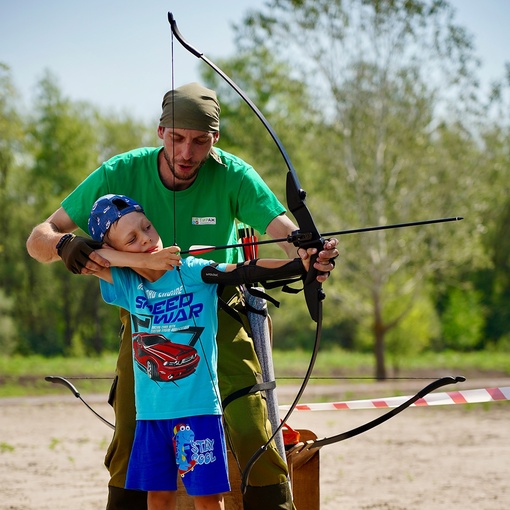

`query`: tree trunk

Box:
[373,290,387,380]
[62,276,73,351]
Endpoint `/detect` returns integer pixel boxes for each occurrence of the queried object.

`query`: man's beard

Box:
[163,148,208,184]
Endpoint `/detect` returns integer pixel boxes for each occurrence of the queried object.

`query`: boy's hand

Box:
[146,246,182,270]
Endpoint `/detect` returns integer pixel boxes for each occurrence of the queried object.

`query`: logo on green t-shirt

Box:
[192,217,217,225]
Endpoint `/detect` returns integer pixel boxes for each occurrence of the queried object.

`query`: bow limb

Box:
[45,376,115,430]
[168,12,325,323]
[287,375,466,454]
[168,12,325,491]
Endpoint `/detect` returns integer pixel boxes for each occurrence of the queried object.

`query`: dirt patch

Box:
[1,379,509,509]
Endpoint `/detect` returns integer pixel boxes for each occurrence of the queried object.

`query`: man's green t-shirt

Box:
[62,147,286,263]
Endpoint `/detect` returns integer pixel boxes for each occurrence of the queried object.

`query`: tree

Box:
[17,71,99,353]
[235,0,486,378]
[440,285,485,351]
[0,69,155,355]
[199,49,331,346]
[472,68,510,347]
[0,63,30,352]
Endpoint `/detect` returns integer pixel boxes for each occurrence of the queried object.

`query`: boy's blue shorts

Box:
[125,415,230,496]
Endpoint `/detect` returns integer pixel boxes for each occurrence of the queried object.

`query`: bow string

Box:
[168,12,326,491]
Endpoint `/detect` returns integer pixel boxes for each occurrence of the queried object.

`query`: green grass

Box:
[1,348,509,398]
[0,353,118,397]
[273,347,510,379]
[406,350,510,374]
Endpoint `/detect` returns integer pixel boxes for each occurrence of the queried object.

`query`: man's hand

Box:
[298,247,318,273]
[297,238,339,283]
[57,234,105,274]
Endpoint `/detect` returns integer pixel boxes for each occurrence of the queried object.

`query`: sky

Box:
[1,0,509,123]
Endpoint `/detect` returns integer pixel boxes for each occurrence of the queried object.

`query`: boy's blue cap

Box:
[88,194,144,241]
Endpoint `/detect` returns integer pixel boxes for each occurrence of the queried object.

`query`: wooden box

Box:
[176,429,319,510]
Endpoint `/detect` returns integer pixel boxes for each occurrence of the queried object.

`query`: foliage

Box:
[230,0,500,378]
[356,280,441,361]
[385,292,441,371]
[440,285,485,351]
[201,47,321,205]
[0,289,16,354]
[1,1,510,373]
[0,65,151,357]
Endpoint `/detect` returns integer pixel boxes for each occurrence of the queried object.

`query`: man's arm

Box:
[26,207,109,274]
[265,213,300,258]
[26,208,78,263]
[265,213,339,282]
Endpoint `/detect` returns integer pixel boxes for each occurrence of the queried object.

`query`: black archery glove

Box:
[56,233,104,274]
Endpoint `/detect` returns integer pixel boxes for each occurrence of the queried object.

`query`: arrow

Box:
[181,216,463,255]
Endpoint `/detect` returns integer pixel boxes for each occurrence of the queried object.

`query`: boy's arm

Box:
[201,256,309,286]
[96,246,181,271]
[223,246,313,274]
[93,247,182,283]
[93,266,113,284]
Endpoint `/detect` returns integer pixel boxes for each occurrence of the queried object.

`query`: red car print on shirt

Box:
[133,333,200,382]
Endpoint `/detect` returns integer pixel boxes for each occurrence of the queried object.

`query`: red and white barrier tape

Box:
[279,386,510,412]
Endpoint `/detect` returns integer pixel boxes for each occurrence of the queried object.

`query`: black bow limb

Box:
[168,11,326,323]
[45,375,115,430]
[286,375,466,454]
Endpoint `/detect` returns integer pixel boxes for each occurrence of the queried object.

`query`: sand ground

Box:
[1,378,509,510]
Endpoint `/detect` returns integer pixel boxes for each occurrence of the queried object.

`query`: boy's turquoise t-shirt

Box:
[62,147,286,263]
[100,257,227,420]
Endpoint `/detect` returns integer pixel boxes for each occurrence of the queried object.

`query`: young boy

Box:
[87,194,310,510]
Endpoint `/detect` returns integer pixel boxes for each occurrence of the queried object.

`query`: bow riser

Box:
[286,173,326,322]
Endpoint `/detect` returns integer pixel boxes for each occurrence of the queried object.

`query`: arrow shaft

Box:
[321,216,463,237]
[182,236,285,255]
[181,217,463,255]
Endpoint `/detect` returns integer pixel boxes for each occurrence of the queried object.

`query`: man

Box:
[26,82,338,510]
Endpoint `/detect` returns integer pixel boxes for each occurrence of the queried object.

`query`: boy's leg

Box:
[193,494,225,510]
[105,297,295,510]
[216,288,295,510]
[107,486,148,510]
[104,309,147,510]
[147,491,176,510]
